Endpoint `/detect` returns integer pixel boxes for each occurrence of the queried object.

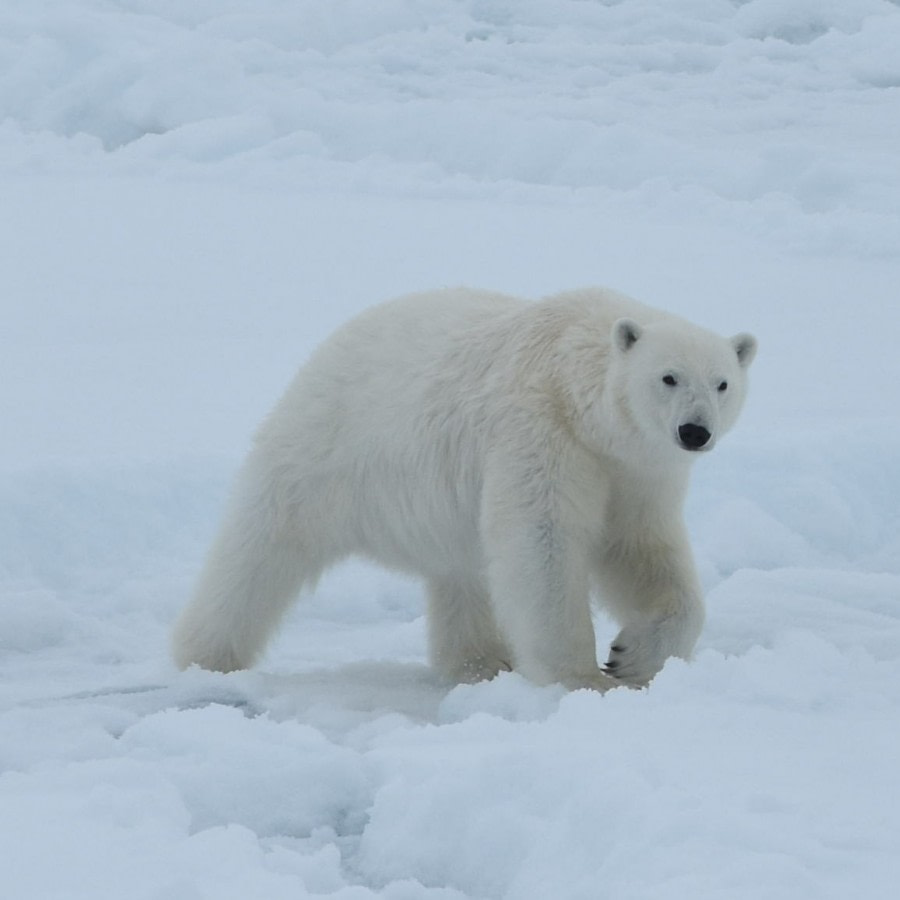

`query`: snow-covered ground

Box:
[2,2,899,897]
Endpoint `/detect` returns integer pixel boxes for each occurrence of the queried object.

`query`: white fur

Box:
[172,287,756,689]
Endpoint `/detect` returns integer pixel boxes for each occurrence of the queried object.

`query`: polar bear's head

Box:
[610,317,756,458]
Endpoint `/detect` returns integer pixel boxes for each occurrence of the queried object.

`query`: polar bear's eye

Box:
[717,380,728,392]
[662,375,677,387]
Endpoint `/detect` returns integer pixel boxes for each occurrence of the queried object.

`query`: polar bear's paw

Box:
[603,625,670,688]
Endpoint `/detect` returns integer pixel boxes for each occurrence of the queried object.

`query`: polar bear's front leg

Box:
[481,466,618,691]
[598,535,705,686]
[486,540,617,691]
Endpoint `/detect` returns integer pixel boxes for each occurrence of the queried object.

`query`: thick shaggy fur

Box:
[173,287,756,689]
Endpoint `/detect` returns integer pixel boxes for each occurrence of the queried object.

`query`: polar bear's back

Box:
[277,287,525,433]
[254,288,526,490]
[328,287,525,377]
[310,285,662,376]
[261,286,664,456]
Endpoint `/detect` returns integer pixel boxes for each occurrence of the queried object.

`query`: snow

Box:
[1,1,899,897]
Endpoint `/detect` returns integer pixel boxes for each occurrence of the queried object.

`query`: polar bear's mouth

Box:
[677,422,712,451]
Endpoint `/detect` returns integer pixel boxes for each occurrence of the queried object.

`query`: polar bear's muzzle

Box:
[678,422,712,451]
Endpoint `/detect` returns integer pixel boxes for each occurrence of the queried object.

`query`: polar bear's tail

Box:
[172,454,321,673]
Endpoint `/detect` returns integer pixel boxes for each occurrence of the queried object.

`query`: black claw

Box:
[610,644,625,654]
[605,659,620,670]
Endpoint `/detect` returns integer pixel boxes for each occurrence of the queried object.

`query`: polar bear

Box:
[173,287,756,690]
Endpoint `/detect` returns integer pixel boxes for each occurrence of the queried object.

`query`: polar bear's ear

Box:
[613,318,642,353]
[731,333,757,368]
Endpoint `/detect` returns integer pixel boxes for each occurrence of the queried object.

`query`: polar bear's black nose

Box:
[678,423,711,450]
